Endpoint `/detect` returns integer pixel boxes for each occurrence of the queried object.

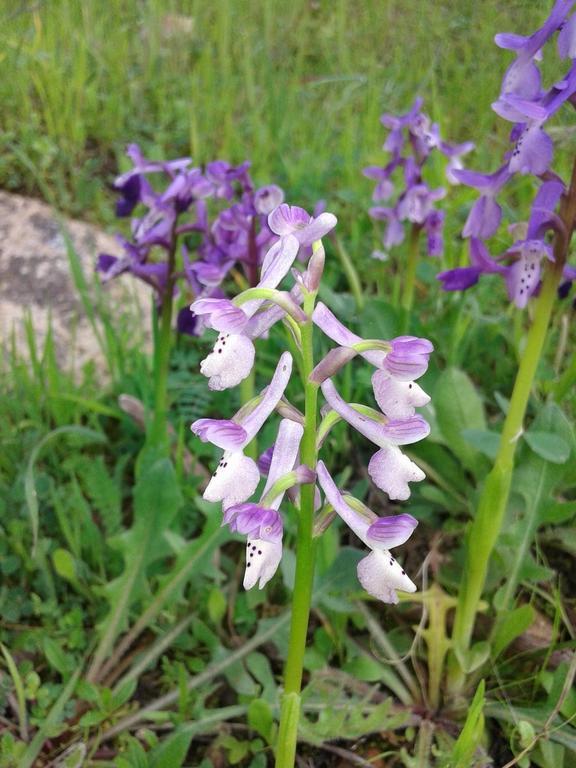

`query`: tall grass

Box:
[1,0,543,220]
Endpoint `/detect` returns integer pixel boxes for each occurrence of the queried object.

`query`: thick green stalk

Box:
[400,223,421,333]
[451,159,576,660]
[148,231,178,451]
[452,264,562,656]
[275,291,318,768]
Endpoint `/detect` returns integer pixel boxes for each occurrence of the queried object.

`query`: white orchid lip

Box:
[316,461,418,604]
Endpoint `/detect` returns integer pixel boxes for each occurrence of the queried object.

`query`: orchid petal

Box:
[357,550,417,604]
[368,446,425,500]
[366,514,418,549]
[191,298,248,333]
[191,419,247,450]
[316,461,371,544]
[200,334,256,391]
[239,352,293,442]
[203,451,260,508]
[262,419,304,505]
[243,538,283,589]
[372,371,430,419]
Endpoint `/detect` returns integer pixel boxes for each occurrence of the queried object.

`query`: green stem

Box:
[240,366,257,460]
[148,230,178,451]
[400,223,421,334]
[450,158,576,665]
[275,291,318,768]
[451,264,562,659]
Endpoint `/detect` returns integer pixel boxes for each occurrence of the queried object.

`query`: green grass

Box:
[1,0,544,221]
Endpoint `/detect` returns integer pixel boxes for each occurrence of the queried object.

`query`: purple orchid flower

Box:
[437,237,507,292]
[191,352,293,508]
[321,379,429,500]
[453,164,512,239]
[190,235,300,390]
[268,204,337,246]
[312,302,432,418]
[222,418,306,589]
[316,461,417,603]
[505,180,564,307]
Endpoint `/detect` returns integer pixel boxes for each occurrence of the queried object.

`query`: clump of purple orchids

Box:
[438,0,576,307]
[365,98,473,262]
[189,202,433,603]
[97,144,286,334]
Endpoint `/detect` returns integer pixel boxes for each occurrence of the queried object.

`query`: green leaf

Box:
[358,297,400,339]
[450,680,485,767]
[434,368,487,475]
[491,604,534,658]
[149,726,194,768]
[89,458,183,679]
[52,548,77,583]
[25,426,106,551]
[208,587,227,625]
[248,698,275,746]
[524,430,570,463]
[43,637,74,675]
[454,641,490,674]
[461,428,500,460]
[497,403,575,610]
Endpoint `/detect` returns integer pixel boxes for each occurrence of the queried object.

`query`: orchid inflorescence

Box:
[96,143,286,334]
[438,0,576,307]
[365,98,474,262]
[190,202,434,604]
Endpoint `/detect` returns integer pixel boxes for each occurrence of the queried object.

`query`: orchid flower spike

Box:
[191,352,293,507]
[317,461,418,603]
[191,236,299,389]
[312,302,432,418]
[223,419,306,590]
[321,379,429,500]
[268,204,337,246]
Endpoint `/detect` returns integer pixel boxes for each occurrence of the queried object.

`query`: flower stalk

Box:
[451,157,576,669]
[149,227,178,451]
[400,222,422,332]
[275,272,319,768]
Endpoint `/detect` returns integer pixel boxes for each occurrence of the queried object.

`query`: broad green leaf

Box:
[358,297,400,339]
[499,403,575,610]
[450,680,485,767]
[462,428,500,460]
[434,368,487,475]
[52,548,77,583]
[248,698,276,746]
[491,604,534,658]
[43,637,74,675]
[149,726,194,768]
[524,430,570,464]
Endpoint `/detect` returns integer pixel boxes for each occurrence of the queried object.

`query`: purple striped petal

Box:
[190,298,248,333]
[383,336,433,381]
[191,419,247,450]
[366,513,418,549]
[223,503,283,542]
[381,415,430,445]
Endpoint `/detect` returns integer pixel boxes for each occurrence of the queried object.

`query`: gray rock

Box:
[0,191,151,373]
